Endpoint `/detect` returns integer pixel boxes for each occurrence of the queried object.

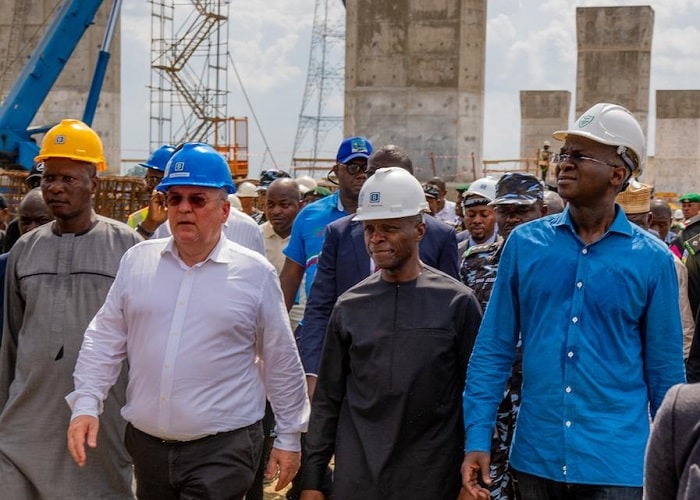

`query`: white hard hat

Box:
[227,194,243,211]
[296,175,317,189]
[296,175,317,195]
[237,181,259,198]
[353,167,428,221]
[463,176,498,207]
[553,102,646,177]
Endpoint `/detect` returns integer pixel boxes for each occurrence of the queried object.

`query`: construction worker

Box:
[538,140,552,183]
[126,144,175,239]
[236,181,261,218]
[0,119,141,498]
[300,167,481,499]
[66,142,309,499]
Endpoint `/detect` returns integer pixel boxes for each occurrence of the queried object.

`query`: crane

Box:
[0,0,120,170]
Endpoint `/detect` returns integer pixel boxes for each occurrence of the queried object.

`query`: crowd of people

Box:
[0,102,695,500]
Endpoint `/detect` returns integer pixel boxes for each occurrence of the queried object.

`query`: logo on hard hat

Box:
[174,161,185,172]
[55,135,65,144]
[578,115,595,128]
[351,138,368,153]
[370,192,381,203]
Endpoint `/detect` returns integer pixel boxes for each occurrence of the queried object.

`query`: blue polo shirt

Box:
[284,192,347,298]
[463,205,685,487]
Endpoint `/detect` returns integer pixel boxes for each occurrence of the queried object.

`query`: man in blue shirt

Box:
[279,137,372,312]
[461,103,686,500]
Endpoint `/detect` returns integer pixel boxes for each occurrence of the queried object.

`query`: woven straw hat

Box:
[616,182,652,214]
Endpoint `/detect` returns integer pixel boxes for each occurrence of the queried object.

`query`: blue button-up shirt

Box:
[284,192,347,298]
[463,205,685,487]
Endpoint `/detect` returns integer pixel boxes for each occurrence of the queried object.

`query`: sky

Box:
[120,0,700,177]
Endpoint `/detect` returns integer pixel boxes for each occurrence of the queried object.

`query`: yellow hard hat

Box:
[34,119,107,171]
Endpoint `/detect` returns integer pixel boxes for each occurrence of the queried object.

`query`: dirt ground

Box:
[262,482,290,499]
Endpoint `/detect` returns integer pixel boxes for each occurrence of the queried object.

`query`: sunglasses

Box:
[340,162,369,175]
[166,193,221,209]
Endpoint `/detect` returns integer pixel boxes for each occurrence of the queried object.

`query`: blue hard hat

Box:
[139,144,176,172]
[157,143,236,194]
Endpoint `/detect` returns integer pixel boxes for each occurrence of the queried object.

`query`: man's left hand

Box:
[67,415,100,467]
[265,447,301,491]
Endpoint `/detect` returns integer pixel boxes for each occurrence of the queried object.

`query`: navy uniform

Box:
[460,239,503,311]
[459,173,545,500]
[461,238,521,500]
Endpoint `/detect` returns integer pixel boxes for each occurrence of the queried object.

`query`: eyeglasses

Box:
[557,153,619,169]
[340,162,369,175]
[166,193,221,209]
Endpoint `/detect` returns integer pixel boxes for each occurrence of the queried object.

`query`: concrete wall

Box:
[0,0,120,173]
[520,90,571,159]
[575,6,653,136]
[654,90,700,196]
[345,0,486,182]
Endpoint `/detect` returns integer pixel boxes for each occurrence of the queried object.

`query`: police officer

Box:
[459,172,547,500]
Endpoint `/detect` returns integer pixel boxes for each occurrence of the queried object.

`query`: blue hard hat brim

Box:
[139,163,166,172]
[156,179,235,194]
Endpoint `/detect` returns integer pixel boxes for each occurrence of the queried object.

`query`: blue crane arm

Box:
[0,0,104,168]
[83,0,122,126]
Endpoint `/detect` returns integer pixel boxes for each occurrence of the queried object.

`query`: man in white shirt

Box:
[66,143,309,499]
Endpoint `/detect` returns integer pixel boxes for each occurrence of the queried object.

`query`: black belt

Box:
[127,421,260,446]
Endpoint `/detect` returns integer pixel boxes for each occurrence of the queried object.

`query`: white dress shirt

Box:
[66,235,309,451]
[436,200,459,226]
[153,209,265,256]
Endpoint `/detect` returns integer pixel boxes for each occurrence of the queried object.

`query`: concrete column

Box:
[575,6,653,136]
[653,90,700,196]
[0,0,120,173]
[345,0,486,182]
[520,90,571,159]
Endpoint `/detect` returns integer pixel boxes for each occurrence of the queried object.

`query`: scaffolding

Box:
[291,0,345,175]
[149,0,248,177]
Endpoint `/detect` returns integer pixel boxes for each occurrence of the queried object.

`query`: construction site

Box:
[0,1,697,220]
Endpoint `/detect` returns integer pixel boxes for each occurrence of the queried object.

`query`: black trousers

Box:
[246,401,276,500]
[125,422,263,500]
